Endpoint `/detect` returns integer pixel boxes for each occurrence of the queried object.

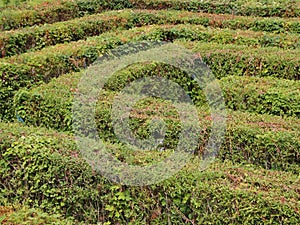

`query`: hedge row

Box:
[0,10,164,58]
[0,0,133,31]
[1,122,299,223]
[0,3,78,31]
[12,66,300,173]
[1,25,299,120]
[1,10,300,58]
[0,0,60,9]
[1,0,299,31]
[179,40,299,80]
[133,25,300,50]
[1,25,299,86]
[12,61,299,126]
[130,0,300,17]
[92,62,300,118]
[221,76,300,118]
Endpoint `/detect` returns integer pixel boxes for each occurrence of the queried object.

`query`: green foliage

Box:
[2,207,75,225]
[0,10,149,58]
[12,66,300,173]
[1,0,299,31]
[1,24,299,120]
[97,93,300,173]
[1,9,299,58]
[130,0,300,17]
[221,76,300,117]
[0,0,133,31]
[1,0,300,223]
[0,125,104,222]
[0,122,299,223]
[0,2,80,31]
[13,62,300,127]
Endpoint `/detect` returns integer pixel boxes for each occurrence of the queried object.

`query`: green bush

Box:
[1,207,76,225]
[1,25,298,120]
[0,122,299,224]
[11,58,300,125]
[95,91,300,173]
[1,29,299,122]
[130,0,300,17]
[179,40,300,80]
[0,0,133,31]
[0,2,79,31]
[0,123,104,222]
[0,25,300,120]
[1,0,299,224]
[13,65,300,173]
[1,0,299,31]
[95,61,300,117]
[0,10,156,58]
[1,9,299,57]
[221,76,300,117]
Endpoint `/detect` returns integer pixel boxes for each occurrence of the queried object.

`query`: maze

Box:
[0,0,299,224]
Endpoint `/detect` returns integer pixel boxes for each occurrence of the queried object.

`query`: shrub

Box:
[13,65,300,172]
[1,207,76,225]
[1,25,299,119]
[0,122,299,224]
[1,9,299,57]
[1,0,299,31]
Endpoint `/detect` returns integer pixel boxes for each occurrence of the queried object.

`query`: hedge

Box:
[1,25,299,120]
[1,0,299,31]
[0,122,299,224]
[0,10,157,58]
[12,65,300,173]
[0,0,133,31]
[179,40,299,80]
[0,3,79,31]
[0,122,107,223]
[90,62,300,118]
[0,0,64,9]
[1,9,300,58]
[130,0,300,17]
[0,207,76,225]
[220,76,300,118]
[1,25,299,86]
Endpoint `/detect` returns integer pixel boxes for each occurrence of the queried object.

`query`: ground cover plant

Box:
[0,0,299,224]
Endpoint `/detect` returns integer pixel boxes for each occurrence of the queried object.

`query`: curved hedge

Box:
[1,0,299,224]
[1,0,299,31]
[1,122,299,224]
[95,62,300,118]
[1,9,299,57]
[179,41,300,80]
[221,76,300,117]
[0,25,299,93]
[0,0,133,31]
[131,0,300,17]
[1,25,299,120]
[12,66,300,173]
[0,10,157,58]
